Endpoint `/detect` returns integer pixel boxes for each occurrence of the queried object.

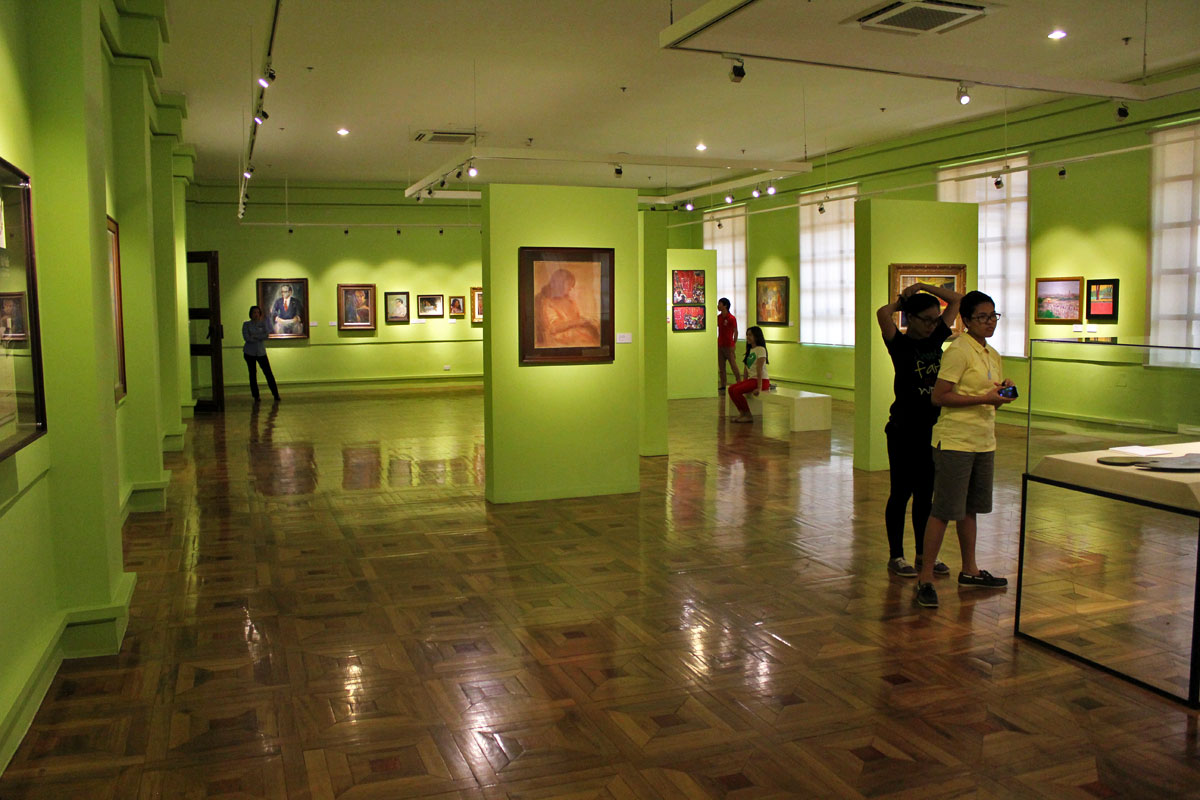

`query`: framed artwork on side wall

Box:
[384,291,409,323]
[470,286,483,323]
[672,305,706,331]
[258,278,309,338]
[1086,279,1119,322]
[417,294,444,318]
[889,263,967,333]
[518,246,614,364]
[448,295,466,317]
[755,276,789,326]
[1034,276,1083,324]
[338,283,376,330]
[106,217,126,400]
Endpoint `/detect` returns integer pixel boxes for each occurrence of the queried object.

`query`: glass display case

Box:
[1016,338,1200,707]
[0,156,46,460]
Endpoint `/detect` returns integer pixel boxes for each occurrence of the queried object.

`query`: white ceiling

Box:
[159,0,1200,192]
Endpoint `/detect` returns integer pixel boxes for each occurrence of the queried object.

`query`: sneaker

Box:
[958,570,1007,588]
[915,556,951,576]
[887,557,918,578]
[915,582,938,608]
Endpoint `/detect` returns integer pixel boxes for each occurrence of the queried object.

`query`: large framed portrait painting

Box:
[338,283,376,330]
[518,246,614,364]
[257,278,309,339]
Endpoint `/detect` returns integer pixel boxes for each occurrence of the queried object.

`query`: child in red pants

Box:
[728,325,769,422]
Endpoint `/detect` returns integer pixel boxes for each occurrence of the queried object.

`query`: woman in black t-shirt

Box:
[876,282,963,578]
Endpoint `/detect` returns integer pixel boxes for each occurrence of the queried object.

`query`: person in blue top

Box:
[242,305,280,402]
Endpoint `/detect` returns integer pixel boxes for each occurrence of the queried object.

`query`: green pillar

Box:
[172,151,194,417]
[639,211,668,456]
[152,135,185,450]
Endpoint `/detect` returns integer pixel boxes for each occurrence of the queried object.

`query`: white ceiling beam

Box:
[470,146,811,174]
[659,0,757,49]
[404,147,474,198]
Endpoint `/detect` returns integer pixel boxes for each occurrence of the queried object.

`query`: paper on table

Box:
[1109,445,1173,456]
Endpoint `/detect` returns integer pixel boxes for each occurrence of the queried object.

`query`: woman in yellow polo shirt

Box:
[915,291,1016,609]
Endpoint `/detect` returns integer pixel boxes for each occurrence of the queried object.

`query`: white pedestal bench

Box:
[746,388,831,431]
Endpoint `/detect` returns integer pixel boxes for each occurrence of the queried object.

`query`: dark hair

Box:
[248,305,262,318]
[960,290,995,320]
[718,297,731,311]
[901,292,940,317]
[744,326,768,365]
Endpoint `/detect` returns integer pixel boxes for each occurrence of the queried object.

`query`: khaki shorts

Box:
[930,447,994,520]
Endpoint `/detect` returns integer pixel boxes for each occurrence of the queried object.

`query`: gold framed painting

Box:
[889,263,966,333]
[1034,276,1083,325]
[470,286,483,323]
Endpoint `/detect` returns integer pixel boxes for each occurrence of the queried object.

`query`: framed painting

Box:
[672,270,705,305]
[448,295,466,317]
[417,294,444,318]
[1086,279,1119,322]
[337,283,376,330]
[470,286,483,323]
[384,291,409,323]
[755,276,789,326]
[672,305,706,331]
[257,278,309,339]
[1034,276,1083,324]
[106,217,126,400]
[0,292,27,342]
[889,263,967,333]
[518,246,614,365]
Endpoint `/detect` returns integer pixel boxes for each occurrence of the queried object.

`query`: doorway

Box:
[186,250,224,413]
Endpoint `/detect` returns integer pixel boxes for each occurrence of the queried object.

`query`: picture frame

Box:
[672,270,705,305]
[384,291,409,323]
[470,286,483,323]
[1085,278,1119,322]
[106,217,126,400]
[755,276,789,326]
[518,246,614,365]
[672,305,706,331]
[448,295,466,317]
[337,283,376,330]
[889,263,967,333]
[1034,276,1084,324]
[417,294,444,318]
[0,292,27,342]
[257,278,309,339]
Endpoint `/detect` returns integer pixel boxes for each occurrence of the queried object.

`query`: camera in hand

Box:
[998,385,1019,399]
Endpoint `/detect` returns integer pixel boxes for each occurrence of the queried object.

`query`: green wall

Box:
[666,248,717,399]
[187,187,484,392]
[482,184,641,502]
[854,199,978,471]
[639,212,668,455]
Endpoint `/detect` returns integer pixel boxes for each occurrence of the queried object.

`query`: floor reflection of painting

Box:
[533,261,602,348]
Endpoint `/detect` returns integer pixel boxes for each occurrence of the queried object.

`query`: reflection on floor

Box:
[1,387,1197,799]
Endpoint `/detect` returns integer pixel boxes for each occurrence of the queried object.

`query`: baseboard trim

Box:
[127,476,170,514]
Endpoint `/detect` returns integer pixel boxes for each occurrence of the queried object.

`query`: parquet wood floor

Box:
[3,387,1198,799]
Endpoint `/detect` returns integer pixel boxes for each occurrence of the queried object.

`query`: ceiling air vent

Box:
[412,130,475,144]
[858,1,986,35]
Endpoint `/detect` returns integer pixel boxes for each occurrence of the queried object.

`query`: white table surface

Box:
[1031,441,1200,513]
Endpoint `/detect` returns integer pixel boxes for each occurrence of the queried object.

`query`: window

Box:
[938,156,1028,356]
[799,185,856,345]
[1150,124,1200,363]
[703,209,747,326]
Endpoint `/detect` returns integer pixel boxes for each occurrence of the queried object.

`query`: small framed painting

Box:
[672,270,705,305]
[417,294,444,318]
[889,263,967,333]
[1034,276,1083,324]
[1085,279,1119,322]
[672,305,706,331]
[337,283,376,330]
[470,286,483,323]
[258,278,309,339]
[384,291,409,323]
[0,292,27,341]
[448,295,466,317]
[518,246,614,365]
[755,276,789,326]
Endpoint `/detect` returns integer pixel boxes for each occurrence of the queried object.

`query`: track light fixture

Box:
[684,202,694,211]
[724,194,734,204]
[956,82,971,105]
[717,220,723,229]
[1115,102,1130,121]
[1058,166,1067,179]
[426,187,434,196]
[766,183,776,195]
[439,178,446,188]
[614,164,623,178]
[253,109,268,125]
[728,57,745,83]
[994,175,1003,189]
[258,67,276,89]
[751,186,760,198]
[817,201,825,215]
[243,165,254,179]
[455,169,463,180]
[467,163,478,178]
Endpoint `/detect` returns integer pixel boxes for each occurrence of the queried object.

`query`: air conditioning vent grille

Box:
[858,1,985,34]
[412,130,475,144]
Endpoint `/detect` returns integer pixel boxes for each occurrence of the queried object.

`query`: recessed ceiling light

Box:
[1047,29,1067,40]
[695,143,707,151]
[336,128,350,136]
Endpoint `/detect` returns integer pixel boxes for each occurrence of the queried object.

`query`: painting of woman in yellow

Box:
[534,266,601,348]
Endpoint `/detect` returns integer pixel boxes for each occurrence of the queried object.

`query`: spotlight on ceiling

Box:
[766,184,776,195]
[439,178,446,188]
[751,186,760,198]
[728,57,745,83]
[614,164,623,178]
[336,128,350,136]
[258,67,275,89]
[724,194,734,204]
[426,187,434,196]
[455,169,463,180]
[818,201,826,215]
[243,165,254,179]
[253,109,268,125]
[717,220,723,229]
[695,143,706,152]
[994,175,1004,189]
[467,163,478,177]
[1047,29,1067,40]
[1115,102,1130,121]
[1058,166,1067,179]
[956,82,971,105]
[684,201,695,211]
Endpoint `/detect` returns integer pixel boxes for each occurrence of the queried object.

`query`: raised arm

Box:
[912,281,964,325]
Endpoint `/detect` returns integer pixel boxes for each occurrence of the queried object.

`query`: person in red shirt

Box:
[716,297,739,393]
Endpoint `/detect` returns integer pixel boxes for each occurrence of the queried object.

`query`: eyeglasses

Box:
[970,312,1002,322]
[910,313,940,325]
